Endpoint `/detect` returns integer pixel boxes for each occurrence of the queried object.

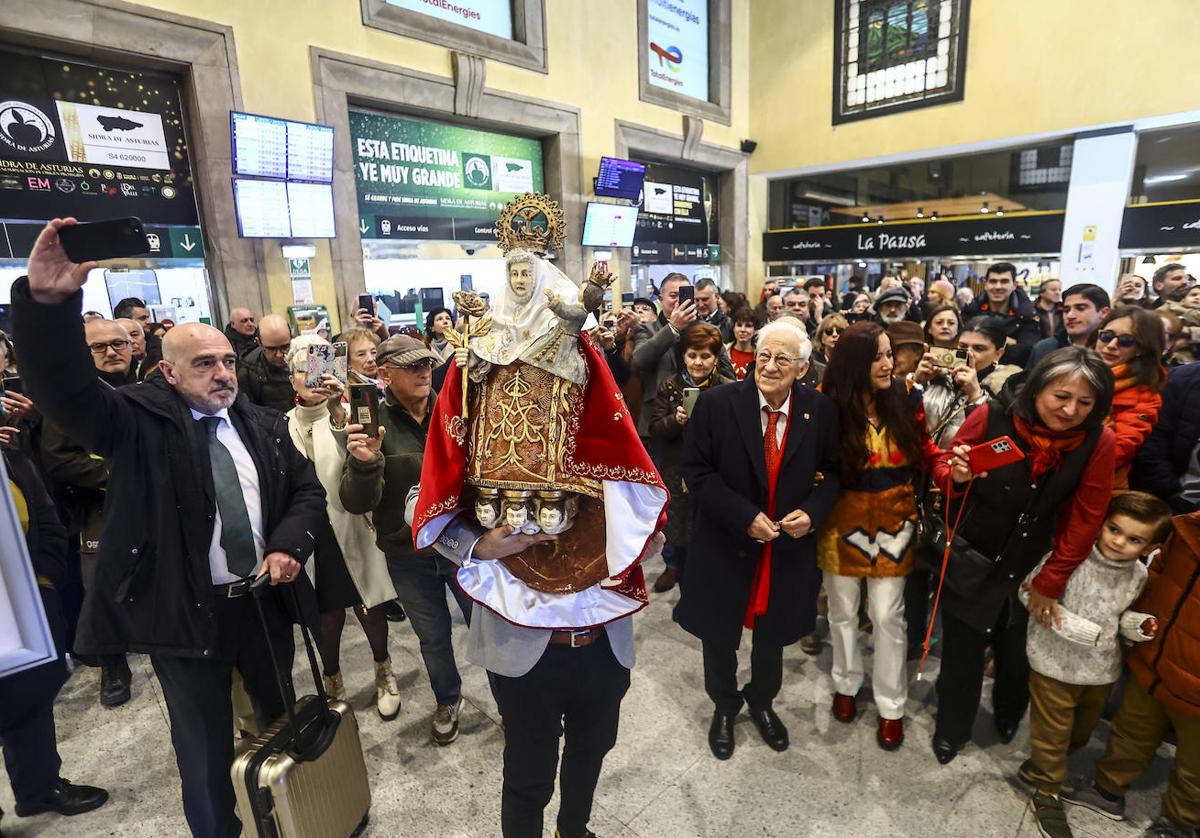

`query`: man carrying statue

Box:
[408,193,668,838]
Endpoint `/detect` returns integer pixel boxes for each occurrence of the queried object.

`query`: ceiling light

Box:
[995,206,1005,216]
[980,201,990,214]
[876,215,884,224]
[916,208,925,218]
[931,211,939,220]
[857,260,867,267]
[861,212,870,223]
[1145,173,1190,184]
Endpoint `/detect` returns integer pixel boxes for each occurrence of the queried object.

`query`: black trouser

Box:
[905,569,932,653]
[491,633,630,838]
[935,597,1030,747]
[150,594,293,838]
[702,629,784,715]
[0,588,68,810]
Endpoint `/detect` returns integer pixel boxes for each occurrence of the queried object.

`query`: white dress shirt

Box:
[757,390,792,447]
[192,408,265,584]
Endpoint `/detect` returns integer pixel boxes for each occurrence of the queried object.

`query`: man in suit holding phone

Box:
[676,319,841,759]
[12,218,327,838]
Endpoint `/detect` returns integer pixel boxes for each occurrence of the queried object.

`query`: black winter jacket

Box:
[237,345,296,414]
[1131,361,1200,513]
[11,277,326,658]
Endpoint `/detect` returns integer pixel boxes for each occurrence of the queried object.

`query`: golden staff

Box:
[446,291,491,419]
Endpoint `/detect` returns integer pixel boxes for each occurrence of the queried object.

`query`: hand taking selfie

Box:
[669,300,697,332]
[674,405,688,425]
[346,423,384,462]
[26,218,98,304]
[0,391,36,420]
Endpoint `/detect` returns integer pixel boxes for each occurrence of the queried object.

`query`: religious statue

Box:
[411,193,667,630]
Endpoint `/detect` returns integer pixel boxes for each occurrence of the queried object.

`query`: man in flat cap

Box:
[339,334,475,745]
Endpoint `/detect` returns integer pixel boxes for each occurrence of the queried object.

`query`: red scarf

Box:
[1109,362,1137,394]
[1011,414,1087,480]
[744,409,792,629]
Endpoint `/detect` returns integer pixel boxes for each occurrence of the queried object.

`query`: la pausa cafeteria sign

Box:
[763,212,1065,261]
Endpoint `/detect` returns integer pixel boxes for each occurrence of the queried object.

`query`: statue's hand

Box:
[589,261,615,288]
[544,289,560,307]
[455,346,470,369]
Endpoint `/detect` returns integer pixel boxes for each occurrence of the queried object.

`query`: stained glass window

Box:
[835,0,970,124]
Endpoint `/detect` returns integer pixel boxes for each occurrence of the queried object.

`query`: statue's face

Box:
[538,505,563,530]
[505,504,528,527]
[508,260,535,304]
[476,500,497,527]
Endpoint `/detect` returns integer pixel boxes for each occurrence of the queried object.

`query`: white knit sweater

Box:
[1020,547,1154,686]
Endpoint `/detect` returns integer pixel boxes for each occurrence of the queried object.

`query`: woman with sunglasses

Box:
[813,313,849,366]
[818,321,942,751]
[1090,307,1167,490]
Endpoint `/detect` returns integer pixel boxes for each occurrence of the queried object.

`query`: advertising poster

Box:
[634,160,718,247]
[383,0,514,39]
[646,0,709,101]
[350,110,544,242]
[0,49,200,227]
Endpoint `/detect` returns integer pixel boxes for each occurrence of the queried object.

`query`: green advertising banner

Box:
[349,110,544,241]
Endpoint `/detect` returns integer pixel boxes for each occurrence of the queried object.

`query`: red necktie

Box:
[764,410,781,474]
[745,409,785,629]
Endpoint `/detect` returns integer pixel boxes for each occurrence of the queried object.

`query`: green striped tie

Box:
[201,416,257,578]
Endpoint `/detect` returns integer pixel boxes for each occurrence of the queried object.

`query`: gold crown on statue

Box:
[496,192,564,255]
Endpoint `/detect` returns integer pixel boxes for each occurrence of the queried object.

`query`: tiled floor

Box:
[1,557,1174,837]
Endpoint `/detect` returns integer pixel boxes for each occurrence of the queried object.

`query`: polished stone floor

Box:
[1,558,1174,837]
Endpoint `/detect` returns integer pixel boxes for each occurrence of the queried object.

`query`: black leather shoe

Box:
[995,717,1019,744]
[14,778,109,817]
[932,736,959,765]
[383,600,407,623]
[708,709,736,760]
[99,659,131,708]
[748,705,789,752]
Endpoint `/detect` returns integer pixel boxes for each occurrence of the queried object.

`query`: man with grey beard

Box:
[11,218,326,837]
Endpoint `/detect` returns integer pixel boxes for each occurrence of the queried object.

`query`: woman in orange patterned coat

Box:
[1090,306,1166,490]
[817,321,942,751]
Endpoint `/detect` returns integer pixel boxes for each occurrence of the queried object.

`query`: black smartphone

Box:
[677,285,695,306]
[1,376,21,395]
[348,384,380,438]
[58,217,150,263]
[357,293,374,315]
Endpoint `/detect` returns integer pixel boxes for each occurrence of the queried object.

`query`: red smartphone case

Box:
[968,435,1024,473]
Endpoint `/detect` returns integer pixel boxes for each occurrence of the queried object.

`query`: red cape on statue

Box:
[413,332,668,629]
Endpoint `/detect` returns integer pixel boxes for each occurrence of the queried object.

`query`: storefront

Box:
[0,46,212,327]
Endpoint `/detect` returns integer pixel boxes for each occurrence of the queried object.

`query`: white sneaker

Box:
[432,696,464,745]
[323,670,347,702]
[374,658,401,720]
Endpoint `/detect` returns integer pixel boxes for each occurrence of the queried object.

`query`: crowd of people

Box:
[3,217,1200,838]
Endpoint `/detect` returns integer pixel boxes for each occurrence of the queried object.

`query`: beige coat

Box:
[286,403,395,608]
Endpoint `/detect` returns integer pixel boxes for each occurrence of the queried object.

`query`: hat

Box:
[885,321,925,350]
[875,286,911,308]
[377,334,439,368]
[632,296,658,311]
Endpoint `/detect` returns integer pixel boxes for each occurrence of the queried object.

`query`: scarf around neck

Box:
[1012,413,1088,480]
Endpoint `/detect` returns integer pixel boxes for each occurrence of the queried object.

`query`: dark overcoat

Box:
[676,376,840,650]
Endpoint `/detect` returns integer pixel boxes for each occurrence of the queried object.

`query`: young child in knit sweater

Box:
[1016,491,1173,838]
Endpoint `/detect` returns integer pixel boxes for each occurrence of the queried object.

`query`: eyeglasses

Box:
[822,326,843,336]
[87,339,131,354]
[755,352,797,369]
[261,343,291,354]
[1097,330,1137,348]
[396,359,435,372]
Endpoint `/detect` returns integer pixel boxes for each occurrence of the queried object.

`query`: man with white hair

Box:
[12,218,327,837]
[775,314,823,387]
[676,319,841,760]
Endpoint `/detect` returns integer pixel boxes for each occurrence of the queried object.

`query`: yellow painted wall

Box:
[749,0,1200,176]
[119,0,752,323]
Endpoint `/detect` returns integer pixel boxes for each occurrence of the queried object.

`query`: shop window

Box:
[834,0,970,124]
[637,0,733,126]
[361,0,547,73]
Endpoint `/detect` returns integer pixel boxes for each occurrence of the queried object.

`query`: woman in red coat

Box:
[1089,306,1166,489]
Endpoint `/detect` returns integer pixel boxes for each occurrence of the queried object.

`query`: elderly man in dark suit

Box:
[677,319,841,760]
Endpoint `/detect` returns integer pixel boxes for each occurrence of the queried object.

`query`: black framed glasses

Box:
[87,339,131,354]
[1097,330,1136,348]
[823,326,843,336]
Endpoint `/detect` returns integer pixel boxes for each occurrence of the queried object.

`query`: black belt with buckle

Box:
[213,578,254,599]
[549,626,605,648]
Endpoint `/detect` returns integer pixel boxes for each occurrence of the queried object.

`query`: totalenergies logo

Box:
[649,42,683,72]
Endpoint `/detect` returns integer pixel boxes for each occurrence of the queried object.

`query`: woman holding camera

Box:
[924,304,962,350]
[929,347,1116,764]
[284,335,401,719]
[818,321,941,750]
[649,322,735,593]
[1088,306,1166,490]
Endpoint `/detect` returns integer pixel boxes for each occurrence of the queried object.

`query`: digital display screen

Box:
[233,178,291,238]
[595,157,646,201]
[231,111,334,183]
[287,182,336,238]
[581,202,638,247]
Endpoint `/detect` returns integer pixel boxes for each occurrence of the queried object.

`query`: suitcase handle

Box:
[250,572,338,760]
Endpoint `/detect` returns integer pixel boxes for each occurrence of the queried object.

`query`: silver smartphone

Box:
[682,387,701,414]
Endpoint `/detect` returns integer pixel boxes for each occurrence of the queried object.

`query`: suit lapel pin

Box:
[803,412,810,420]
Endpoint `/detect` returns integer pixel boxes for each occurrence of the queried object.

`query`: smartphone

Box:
[968,436,1024,473]
[357,293,374,315]
[1,375,21,395]
[677,285,695,306]
[58,217,150,262]
[305,341,348,387]
[348,384,380,437]
[682,387,701,414]
[929,347,968,368]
